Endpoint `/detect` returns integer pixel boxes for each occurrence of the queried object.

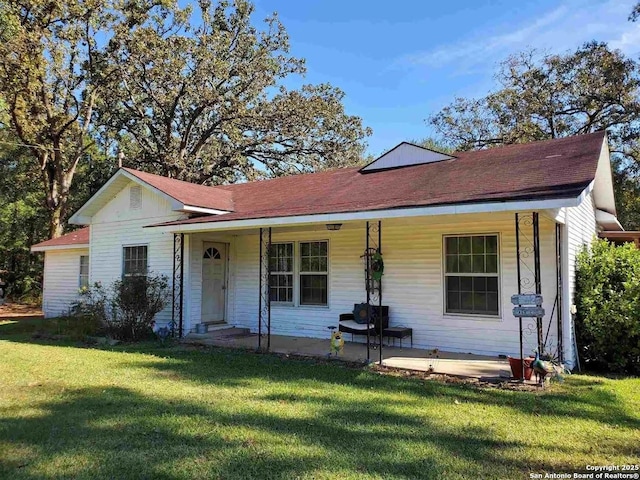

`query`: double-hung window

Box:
[123,245,148,277]
[299,241,328,306]
[444,235,499,316]
[269,241,329,306]
[269,243,294,303]
[79,255,89,288]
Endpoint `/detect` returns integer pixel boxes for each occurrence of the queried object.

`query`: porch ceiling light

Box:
[326,223,342,231]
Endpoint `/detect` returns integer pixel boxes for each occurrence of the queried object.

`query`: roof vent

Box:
[130,185,142,210]
[361,142,455,172]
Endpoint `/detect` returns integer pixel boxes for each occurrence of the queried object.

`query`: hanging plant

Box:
[371,250,384,281]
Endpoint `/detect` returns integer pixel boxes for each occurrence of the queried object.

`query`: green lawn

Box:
[1,318,639,480]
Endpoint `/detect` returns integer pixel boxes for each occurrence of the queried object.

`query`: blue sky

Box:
[252,0,640,156]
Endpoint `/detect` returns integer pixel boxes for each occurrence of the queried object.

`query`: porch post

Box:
[172,233,185,337]
[533,212,543,354]
[555,223,564,363]
[365,222,371,362]
[258,227,272,352]
[377,221,383,365]
[515,212,545,376]
[515,213,524,380]
[364,220,383,364]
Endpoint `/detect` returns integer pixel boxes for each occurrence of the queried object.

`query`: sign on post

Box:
[512,306,545,318]
[510,294,543,306]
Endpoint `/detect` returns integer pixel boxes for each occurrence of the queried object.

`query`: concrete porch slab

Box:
[183,332,513,380]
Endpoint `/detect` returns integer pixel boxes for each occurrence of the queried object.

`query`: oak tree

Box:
[428,42,640,227]
[100,0,371,184]
[0,0,169,237]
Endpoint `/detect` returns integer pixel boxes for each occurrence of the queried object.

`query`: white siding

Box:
[362,143,453,171]
[42,248,89,318]
[564,192,598,368]
[230,212,558,357]
[90,181,183,326]
[74,176,575,359]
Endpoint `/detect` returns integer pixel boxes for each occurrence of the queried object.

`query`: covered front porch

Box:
[184,329,513,380]
[167,208,567,369]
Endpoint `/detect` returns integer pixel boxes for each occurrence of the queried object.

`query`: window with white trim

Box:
[444,235,499,316]
[123,245,148,277]
[299,241,328,306]
[79,255,89,288]
[269,243,294,303]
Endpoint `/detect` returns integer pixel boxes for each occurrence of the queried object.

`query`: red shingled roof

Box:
[154,131,606,227]
[122,168,235,212]
[36,132,607,246]
[32,227,90,249]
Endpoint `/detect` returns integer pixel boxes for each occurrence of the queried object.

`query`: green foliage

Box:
[48,316,104,340]
[428,42,640,228]
[99,0,371,183]
[575,239,640,374]
[0,128,112,297]
[74,274,170,341]
[430,43,640,152]
[407,137,455,154]
[72,282,111,326]
[0,0,178,237]
[111,275,170,341]
[0,0,368,252]
[630,2,640,21]
[0,315,103,339]
[0,137,48,297]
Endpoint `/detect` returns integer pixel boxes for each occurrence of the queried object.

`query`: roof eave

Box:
[69,169,232,224]
[147,191,587,234]
[592,134,618,217]
[31,243,90,252]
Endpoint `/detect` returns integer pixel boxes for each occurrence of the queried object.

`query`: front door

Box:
[202,243,226,322]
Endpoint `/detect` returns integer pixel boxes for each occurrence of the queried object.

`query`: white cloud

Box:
[609,24,640,52]
[402,0,640,74]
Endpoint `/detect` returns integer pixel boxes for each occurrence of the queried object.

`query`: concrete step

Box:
[204,322,233,332]
[186,326,251,341]
[193,321,231,333]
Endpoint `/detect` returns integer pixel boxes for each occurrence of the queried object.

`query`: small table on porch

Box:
[383,327,413,348]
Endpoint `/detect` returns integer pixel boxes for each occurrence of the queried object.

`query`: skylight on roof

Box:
[361,142,455,172]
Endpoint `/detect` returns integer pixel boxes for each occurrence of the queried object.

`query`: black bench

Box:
[383,327,413,348]
[338,304,389,342]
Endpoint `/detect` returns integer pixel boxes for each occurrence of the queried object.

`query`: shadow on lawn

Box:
[3,316,639,433]
[2,319,639,479]
[0,384,565,480]
[2,381,637,479]
[125,344,640,430]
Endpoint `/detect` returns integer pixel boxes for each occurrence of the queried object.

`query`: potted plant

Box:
[508,356,534,380]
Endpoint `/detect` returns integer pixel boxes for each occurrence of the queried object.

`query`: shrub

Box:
[575,239,640,374]
[73,274,170,342]
[110,274,170,341]
[73,281,110,325]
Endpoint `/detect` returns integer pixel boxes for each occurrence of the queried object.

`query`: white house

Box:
[31,131,622,368]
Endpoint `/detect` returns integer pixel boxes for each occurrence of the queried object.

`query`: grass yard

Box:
[1,318,639,480]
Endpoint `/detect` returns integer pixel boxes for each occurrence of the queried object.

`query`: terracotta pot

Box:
[508,356,534,380]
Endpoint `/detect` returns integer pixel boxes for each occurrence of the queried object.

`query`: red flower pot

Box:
[508,356,534,380]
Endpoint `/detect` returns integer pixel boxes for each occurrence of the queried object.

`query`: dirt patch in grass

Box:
[0,303,43,319]
[265,350,545,392]
[372,364,543,391]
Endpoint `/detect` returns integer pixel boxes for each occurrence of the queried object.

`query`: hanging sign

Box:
[510,294,543,306]
[512,306,545,317]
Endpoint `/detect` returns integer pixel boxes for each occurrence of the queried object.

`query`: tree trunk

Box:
[49,205,64,239]
[40,150,70,239]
